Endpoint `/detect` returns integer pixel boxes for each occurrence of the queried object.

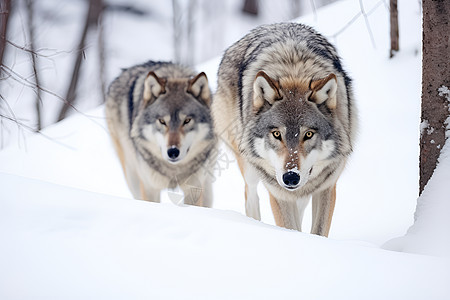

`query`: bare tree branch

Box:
[186,0,197,66]
[0,93,20,136]
[1,64,81,114]
[97,11,106,103]
[389,0,399,58]
[25,0,43,130]
[330,11,362,39]
[6,39,75,59]
[330,0,384,41]
[242,0,259,16]
[291,0,301,19]
[359,0,376,48]
[58,0,103,122]
[0,63,107,136]
[0,113,77,150]
[0,0,11,76]
[309,0,317,21]
[172,0,182,64]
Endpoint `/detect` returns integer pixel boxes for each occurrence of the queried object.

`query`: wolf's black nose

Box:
[283,171,300,187]
[167,147,180,159]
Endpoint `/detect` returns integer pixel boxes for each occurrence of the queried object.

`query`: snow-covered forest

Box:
[1,0,449,299]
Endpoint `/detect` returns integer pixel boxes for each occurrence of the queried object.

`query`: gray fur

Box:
[106,61,217,206]
[212,23,357,235]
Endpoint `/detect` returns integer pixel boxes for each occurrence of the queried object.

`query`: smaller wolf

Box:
[105,61,217,207]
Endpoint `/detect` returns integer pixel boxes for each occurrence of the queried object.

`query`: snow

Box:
[1,172,450,299]
[438,85,450,100]
[1,0,450,299]
[384,135,450,258]
[420,119,429,136]
[438,85,450,138]
[383,84,450,257]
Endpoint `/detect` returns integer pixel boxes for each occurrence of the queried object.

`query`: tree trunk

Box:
[242,0,258,16]
[186,0,196,66]
[97,12,106,104]
[25,0,42,130]
[172,0,182,64]
[291,0,301,19]
[0,0,11,75]
[57,0,103,122]
[420,0,450,194]
[389,0,399,58]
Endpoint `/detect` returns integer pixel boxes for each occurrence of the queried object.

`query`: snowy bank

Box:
[1,172,449,300]
[384,89,450,257]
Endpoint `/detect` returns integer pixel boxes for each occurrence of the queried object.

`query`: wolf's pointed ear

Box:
[143,71,166,103]
[310,74,338,109]
[253,71,282,110]
[187,72,211,106]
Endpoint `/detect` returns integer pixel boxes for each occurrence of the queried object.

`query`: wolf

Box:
[105,61,217,207]
[212,23,357,236]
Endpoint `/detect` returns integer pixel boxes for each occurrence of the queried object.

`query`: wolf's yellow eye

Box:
[304,131,314,140]
[159,119,166,125]
[184,118,192,125]
[272,130,282,140]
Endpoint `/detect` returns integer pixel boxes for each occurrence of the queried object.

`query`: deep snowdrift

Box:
[384,92,450,257]
[1,172,449,299]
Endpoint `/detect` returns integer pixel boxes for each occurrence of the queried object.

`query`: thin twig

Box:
[309,0,317,21]
[0,0,11,76]
[359,0,377,48]
[330,11,362,39]
[1,64,107,133]
[6,39,75,58]
[0,93,21,133]
[58,0,103,121]
[330,0,384,43]
[97,10,106,104]
[1,64,69,103]
[0,113,76,150]
[25,0,42,130]
[368,0,386,15]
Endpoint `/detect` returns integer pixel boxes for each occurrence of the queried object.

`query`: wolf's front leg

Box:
[199,178,213,208]
[311,184,337,237]
[245,182,261,221]
[181,183,202,207]
[234,155,261,220]
[243,164,261,221]
[181,178,213,208]
[139,181,161,203]
[269,193,309,231]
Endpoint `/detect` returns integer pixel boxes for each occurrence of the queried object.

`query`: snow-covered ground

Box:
[1,0,450,299]
[1,172,449,300]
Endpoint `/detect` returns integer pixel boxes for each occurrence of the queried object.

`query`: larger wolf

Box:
[212,23,357,236]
